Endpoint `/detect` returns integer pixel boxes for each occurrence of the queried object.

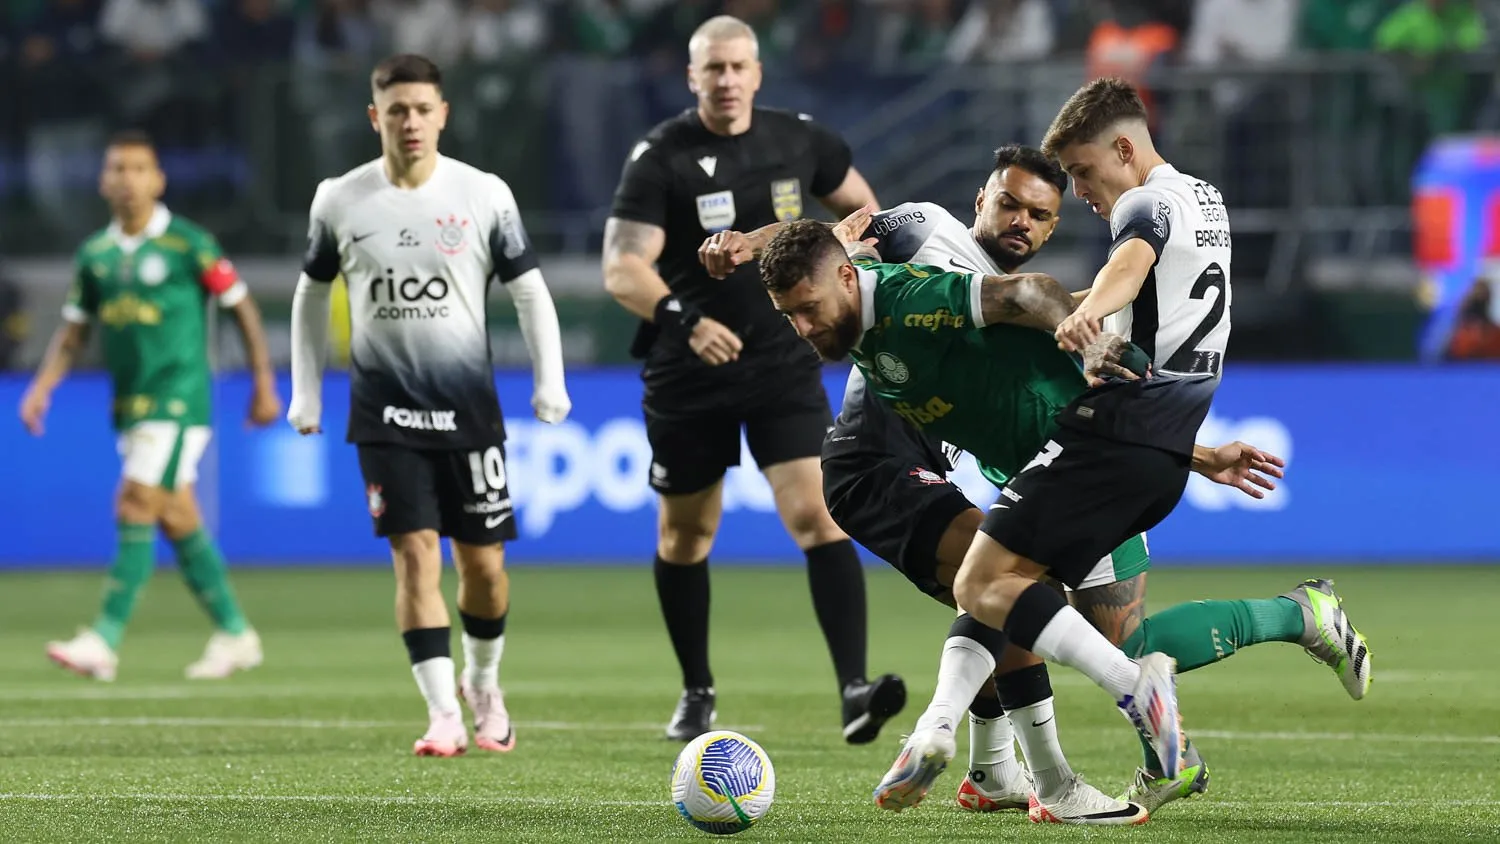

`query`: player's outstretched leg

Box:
[161,486,261,680]
[47,482,162,681]
[393,531,467,757]
[1098,578,1370,806]
[454,541,514,752]
[874,614,999,811]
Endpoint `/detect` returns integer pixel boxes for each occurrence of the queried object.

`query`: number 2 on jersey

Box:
[467,447,507,495]
[1164,262,1226,375]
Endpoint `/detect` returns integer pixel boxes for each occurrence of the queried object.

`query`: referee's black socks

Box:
[805,539,868,690]
[654,555,713,690]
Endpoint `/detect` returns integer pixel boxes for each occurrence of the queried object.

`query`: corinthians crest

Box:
[435,214,470,255]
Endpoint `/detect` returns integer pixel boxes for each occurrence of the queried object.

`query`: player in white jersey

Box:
[286,54,571,757]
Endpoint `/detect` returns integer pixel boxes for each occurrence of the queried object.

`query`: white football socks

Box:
[1030,605,1141,700]
[916,636,997,731]
[968,709,1025,790]
[1007,697,1074,801]
[412,657,460,715]
[462,633,505,690]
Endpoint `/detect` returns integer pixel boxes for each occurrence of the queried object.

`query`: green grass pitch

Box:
[1,564,1497,842]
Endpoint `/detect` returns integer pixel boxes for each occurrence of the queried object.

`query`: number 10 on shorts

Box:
[468,446,508,495]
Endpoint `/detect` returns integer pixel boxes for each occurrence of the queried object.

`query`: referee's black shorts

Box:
[822,450,977,600]
[643,367,832,496]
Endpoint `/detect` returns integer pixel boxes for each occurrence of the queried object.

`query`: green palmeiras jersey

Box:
[62,204,247,430]
[847,258,1089,481]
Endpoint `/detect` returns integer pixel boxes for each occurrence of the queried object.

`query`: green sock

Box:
[173,529,250,635]
[1120,597,1305,670]
[1122,597,1306,772]
[1134,732,1202,779]
[92,522,158,649]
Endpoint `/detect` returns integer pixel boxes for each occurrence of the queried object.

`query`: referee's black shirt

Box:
[609,107,853,414]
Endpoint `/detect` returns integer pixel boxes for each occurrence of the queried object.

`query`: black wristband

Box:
[654,295,703,342]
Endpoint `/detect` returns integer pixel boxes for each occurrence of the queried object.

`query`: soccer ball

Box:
[670,730,776,835]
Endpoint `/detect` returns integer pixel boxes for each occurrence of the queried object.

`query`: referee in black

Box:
[602,15,905,744]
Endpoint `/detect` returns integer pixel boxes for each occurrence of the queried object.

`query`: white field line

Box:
[0,716,766,733]
[0,793,1495,811]
[3,718,1497,751]
[1190,729,1500,745]
[0,793,664,807]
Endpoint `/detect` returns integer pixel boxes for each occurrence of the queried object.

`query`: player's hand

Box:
[831,204,875,244]
[699,230,755,279]
[1081,333,1147,387]
[248,384,283,428]
[18,385,50,436]
[1056,307,1102,353]
[286,394,322,435]
[1194,440,1287,499]
[532,382,571,424]
[689,317,743,366]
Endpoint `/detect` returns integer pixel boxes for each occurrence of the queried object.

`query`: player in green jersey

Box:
[19,131,282,681]
[759,219,1199,807]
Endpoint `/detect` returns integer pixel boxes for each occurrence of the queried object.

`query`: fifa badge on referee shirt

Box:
[771,179,802,222]
[696,191,736,232]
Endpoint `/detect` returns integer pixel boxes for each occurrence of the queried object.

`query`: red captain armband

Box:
[200,257,239,295]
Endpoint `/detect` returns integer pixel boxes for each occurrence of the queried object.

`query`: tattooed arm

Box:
[976,273,1078,332]
[1068,573,1148,648]
[601,217,670,320]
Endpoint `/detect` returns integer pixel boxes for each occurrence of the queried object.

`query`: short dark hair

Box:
[371,54,443,93]
[992,144,1067,195]
[759,219,847,294]
[106,129,155,151]
[1041,78,1149,159]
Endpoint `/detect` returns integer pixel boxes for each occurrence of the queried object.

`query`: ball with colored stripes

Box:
[670,730,776,835]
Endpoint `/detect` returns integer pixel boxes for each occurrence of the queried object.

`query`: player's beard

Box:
[808,301,863,361]
[976,230,1036,272]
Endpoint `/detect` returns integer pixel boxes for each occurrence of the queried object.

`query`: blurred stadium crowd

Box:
[2,0,1494,240]
[0,0,1494,367]
[5,0,1494,70]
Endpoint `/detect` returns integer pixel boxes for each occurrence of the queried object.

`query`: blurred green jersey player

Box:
[19,130,283,681]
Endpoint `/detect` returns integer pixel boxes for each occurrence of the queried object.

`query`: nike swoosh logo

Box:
[484,513,510,528]
[351,232,377,244]
[1031,716,1054,727]
[950,258,978,273]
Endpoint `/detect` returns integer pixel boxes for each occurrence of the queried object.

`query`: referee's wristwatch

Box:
[655,295,704,342]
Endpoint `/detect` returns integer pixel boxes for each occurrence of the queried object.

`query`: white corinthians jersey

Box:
[866,201,1006,278]
[303,155,538,448]
[1068,163,1232,456]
